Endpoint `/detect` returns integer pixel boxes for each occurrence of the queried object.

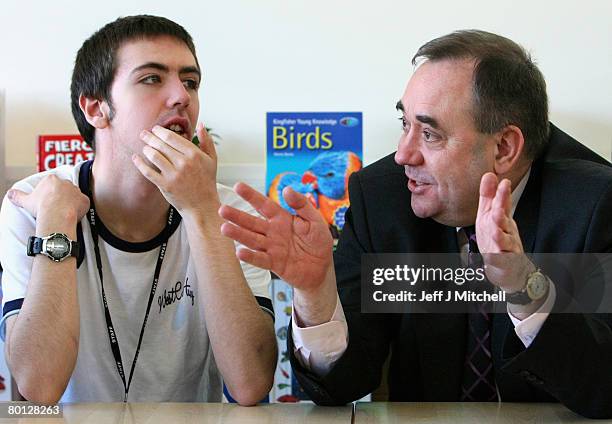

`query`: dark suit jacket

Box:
[289,124,612,419]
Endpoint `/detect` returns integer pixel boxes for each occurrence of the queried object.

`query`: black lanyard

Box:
[86,170,174,402]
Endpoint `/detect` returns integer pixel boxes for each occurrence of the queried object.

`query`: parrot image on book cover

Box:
[268,151,361,234]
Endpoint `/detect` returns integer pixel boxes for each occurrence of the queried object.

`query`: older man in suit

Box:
[219,30,612,418]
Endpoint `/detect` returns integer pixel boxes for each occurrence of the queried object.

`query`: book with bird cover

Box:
[266,112,362,402]
[266,112,363,239]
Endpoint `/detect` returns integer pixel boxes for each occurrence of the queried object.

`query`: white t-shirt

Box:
[0,161,272,402]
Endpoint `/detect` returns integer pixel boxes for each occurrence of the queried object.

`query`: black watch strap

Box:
[505,290,532,305]
[69,239,80,258]
[27,236,44,256]
[27,234,80,260]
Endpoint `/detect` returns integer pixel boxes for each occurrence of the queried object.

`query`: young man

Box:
[219,30,612,418]
[0,15,276,404]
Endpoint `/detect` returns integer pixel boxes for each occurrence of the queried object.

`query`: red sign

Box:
[37,135,94,172]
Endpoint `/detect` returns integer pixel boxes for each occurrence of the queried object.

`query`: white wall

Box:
[1,0,611,184]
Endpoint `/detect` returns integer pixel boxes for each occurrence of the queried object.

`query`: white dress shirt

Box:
[292,168,556,376]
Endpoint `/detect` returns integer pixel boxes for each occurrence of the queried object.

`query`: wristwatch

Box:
[506,268,549,305]
[27,233,80,262]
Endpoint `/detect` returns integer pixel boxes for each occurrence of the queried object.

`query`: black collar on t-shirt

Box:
[78,160,182,253]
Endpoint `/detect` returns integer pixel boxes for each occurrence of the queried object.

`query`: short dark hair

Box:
[412,30,549,160]
[70,15,199,150]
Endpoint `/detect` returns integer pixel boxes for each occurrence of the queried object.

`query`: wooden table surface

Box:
[1,401,609,423]
[354,402,610,423]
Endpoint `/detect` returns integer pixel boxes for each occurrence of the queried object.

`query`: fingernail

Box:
[6,189,14,200]
[140,130,147,139]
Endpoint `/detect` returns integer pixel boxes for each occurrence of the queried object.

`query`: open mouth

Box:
[408,178,433,194]
[166,123,186,137]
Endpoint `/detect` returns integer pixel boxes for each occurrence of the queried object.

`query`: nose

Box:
[394,129,424,166]
[167,76,191,109]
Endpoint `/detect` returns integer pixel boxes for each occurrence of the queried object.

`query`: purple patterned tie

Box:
[461,226,498,401]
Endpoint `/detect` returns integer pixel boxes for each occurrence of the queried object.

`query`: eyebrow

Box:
[415,114,440,130]
[131,62,201,81]
[396,101,441,130]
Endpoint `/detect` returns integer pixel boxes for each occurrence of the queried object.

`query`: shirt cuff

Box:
[291,293,349,377]
[508,279,556,347]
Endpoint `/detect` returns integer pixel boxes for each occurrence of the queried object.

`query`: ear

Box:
[493,125,525,175]
[79,95,110,129]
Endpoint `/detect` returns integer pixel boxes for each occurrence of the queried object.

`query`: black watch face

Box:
[47,236,70,260]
